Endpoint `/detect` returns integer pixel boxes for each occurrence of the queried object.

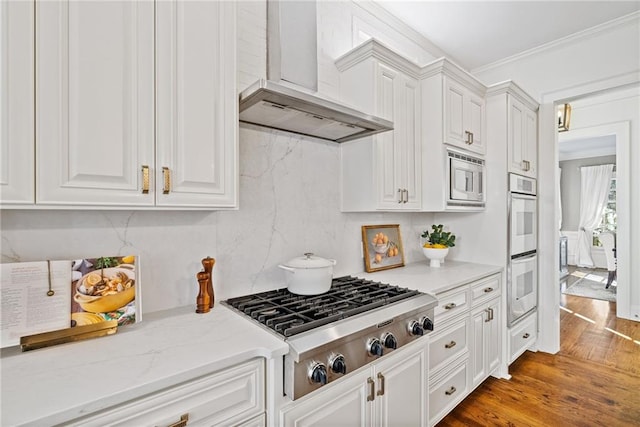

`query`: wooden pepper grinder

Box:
[196,271,211,313]
[202,257,215,308]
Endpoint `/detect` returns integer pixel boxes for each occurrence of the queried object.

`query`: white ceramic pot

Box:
[422,247,449,268]
[278,253,337,295]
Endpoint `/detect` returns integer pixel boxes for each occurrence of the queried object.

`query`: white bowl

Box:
[422,247,449,267]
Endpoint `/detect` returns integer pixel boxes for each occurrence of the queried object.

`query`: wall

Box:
[474,12,640,351]
[559,155,615,231]
[1,1,441,314]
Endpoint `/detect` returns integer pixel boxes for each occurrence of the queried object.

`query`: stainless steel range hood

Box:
[238,1,393,143]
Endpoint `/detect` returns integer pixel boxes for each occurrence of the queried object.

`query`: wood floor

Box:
[437,294,640,426]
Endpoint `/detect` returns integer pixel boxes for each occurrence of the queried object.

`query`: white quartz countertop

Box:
[356,260,502,295]
[0,305,288,427]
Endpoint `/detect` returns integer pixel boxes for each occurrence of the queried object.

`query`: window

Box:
[593,174,616,246]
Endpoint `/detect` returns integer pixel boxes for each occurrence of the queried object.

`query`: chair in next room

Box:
[599,231,617,288]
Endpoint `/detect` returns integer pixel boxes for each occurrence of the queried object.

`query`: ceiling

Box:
[376,1,640,71]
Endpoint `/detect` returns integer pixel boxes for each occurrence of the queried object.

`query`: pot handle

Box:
[278,264,296,273]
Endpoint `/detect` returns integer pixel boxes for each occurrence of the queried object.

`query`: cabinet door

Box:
[466,91,485,154]
[523,107,537,177]
[280,370,371,427]
[375,341,427,427]
[375,64,420,210]
[1,0,34,205]
[396,75,421,209]
[156,0,237,208]
[444,78,485,155]
[508,96,537,177]
[471,297,501,388]
[376,63,403,208]
[36,1,155,206]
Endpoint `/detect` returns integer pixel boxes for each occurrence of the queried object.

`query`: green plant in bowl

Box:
[421,224,456,248]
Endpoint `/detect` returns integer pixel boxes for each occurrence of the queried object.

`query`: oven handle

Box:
[511,251,537,263]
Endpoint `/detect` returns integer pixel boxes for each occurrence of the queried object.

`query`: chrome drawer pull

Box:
[445,386,457,396]
[367,377,375,401]
[523,332,530,339]
[444,302,457,310]
[444,341,457,349]
[483,287,494,293]
[397,188,403,203]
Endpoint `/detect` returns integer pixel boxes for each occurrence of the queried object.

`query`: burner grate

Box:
[223,276,420,337]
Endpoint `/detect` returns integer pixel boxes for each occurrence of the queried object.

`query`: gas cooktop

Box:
[223,276,421,337]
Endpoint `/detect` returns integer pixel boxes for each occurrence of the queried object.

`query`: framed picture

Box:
[361,224,405,273]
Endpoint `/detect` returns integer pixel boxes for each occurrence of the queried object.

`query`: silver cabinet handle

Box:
[523,332,530,339]
[376,372,385,396]
[444,341,457,349]
[522,160,531,171]
[445,386,457,396]
[490,307,494,321]
[485,308,491,322]
[403,189,408,203]
[367,377,375,401]
[444,302,456,310]
[397,188,403,203]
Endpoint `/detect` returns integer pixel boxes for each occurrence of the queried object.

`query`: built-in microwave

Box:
[447,149,485,208]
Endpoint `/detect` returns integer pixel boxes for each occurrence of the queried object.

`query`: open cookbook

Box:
[1,255,140,348]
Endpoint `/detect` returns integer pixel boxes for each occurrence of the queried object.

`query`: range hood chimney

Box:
[239,1,393,143]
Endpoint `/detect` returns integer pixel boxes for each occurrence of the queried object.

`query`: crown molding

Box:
[354,1,453,61]
[472,11,640,75]
[421,57,487,95]
[335,38,422,78]
[486,80,539,110]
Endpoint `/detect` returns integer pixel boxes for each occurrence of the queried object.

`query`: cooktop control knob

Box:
[367,337,384,357]
[309,362,328,385]
[382,332,398,349]
[329,354,347,375]
[408,320,424,336]
[420,316,434,332]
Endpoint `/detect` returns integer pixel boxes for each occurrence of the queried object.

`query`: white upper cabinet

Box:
[36,0,155,206]
[1,1,35,205]
[2,0,237,209]
[336,40,421,212]
[508,96,538,178]
[444,77,485,155]
[156,0,237,208]
[486,81,538,179]
[422,58,486,156]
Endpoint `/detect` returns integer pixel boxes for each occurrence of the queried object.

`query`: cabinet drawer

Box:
[429,319,468,372]
[429,359,469,426]
[67,358,265,427]
[470,274,501,306]
[509,311,537,364]
[434,287,468,322]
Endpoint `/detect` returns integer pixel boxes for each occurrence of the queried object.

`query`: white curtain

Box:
[557,167,563,231]
[577,164,614,267]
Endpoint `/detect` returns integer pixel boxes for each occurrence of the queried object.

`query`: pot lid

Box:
[284,253,335,269]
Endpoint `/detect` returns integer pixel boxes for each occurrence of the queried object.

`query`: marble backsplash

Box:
[1,126,437,314]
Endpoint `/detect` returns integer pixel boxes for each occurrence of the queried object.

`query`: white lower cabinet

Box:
[470,297,501,388]
[428,272,502,426]
[509,310,538,364]
[65,359,265,427]
[280,339,427,427]
[429,358,470,425]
